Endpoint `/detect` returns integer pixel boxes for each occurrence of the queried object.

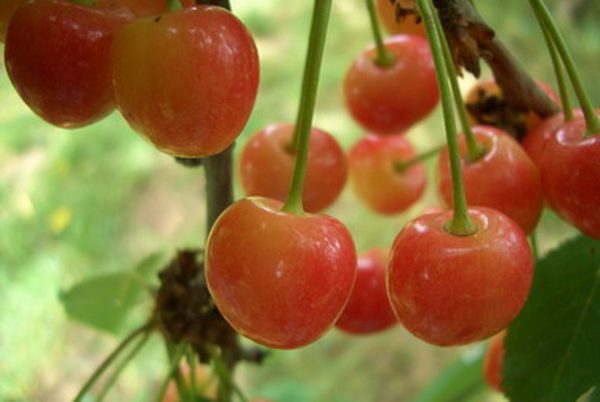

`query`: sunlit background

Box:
[1,0,599,401]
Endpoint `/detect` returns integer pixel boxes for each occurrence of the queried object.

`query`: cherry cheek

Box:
[387,208,534,346]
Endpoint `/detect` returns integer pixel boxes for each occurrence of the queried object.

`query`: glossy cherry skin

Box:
[483,331,506,393]
[344,35,439,135]
[540,116,600,239]
[96,0,166,17]
[376,0,425,37]
[113,6,259,157]
[239,123,347,213]
[335,248,397,335]
[387,207,534,346]
[437,126,543,234]
[205,197,357,349]
[4,0,126,128]
[348,134,426,214]
[0,0,26,43]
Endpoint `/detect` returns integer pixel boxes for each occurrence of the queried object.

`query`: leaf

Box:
[590,387,600,402]
[411,345,485,402]
[503,235,600,402]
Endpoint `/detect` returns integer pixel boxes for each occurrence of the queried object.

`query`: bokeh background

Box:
[1,0,599,401]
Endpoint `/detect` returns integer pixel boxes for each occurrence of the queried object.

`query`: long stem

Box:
[154,344,188,402]
[528,0,600,135]
[204,146,234,238]
[432,8,485,162]
[96,331,152,402]
[416,0,476,236]
[166,342,193,402]
[366,0,396,67]
[282,0,333,214]
[73,323,153,401]
[394,144,445,172]
[532,4,573,121]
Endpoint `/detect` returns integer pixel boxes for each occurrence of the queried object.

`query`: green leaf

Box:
[590,387,600,402]
[504,235,600,402]
[411,346,485,402]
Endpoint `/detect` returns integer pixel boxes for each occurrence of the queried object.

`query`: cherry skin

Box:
[437,126,543,234]
[239,123,347,213]
[205,197,357,349]
[387,207,534,346]
[344,35,439,135]
[335,248,397,335]
[4,0,126,128]
[96,0,166,17]
[376,0,425,37]
[112,6,259,158]
[0,0,27,43]
[540,116,600,239]
[348,134,426,215]
[483,331,506,393]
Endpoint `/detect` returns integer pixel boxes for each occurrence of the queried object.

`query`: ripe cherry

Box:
[348,134,426,215]
[387,207,534,346]
[344,35,439,135]
[239,123,347,213]
[335,248,397,335]
[112,6,259,158]
[96,0,166,17]
[540,115,600,239]
[0,0,26,43]
[437,126,543,234]
[205,197,357,349]
[483,331,506,393]
[376,0,425,37]
[5,0,126,128]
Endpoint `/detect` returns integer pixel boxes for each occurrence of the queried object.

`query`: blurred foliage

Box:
[0,0,596,400]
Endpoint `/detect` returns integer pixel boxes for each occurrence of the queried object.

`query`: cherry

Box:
[335,248,397,335]
[344,34,439,135]
[4,0,127,128]
[205,197,357,349]
[483,331,506,393]
[387,207,534,346]
[348,134,426,215]
[239,123,347,213]
[376,0,425,37]
[437,126,543,234]
[112,5,259,158]
[96,0,166,17]
[0,0,26,43]
[540,115,600,239]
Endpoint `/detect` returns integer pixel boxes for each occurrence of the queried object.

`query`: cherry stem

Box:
[530,232,539,262]
[204,146,234,238]
[432,8,485,162]
[532,4,573,122]
[394,143,445,172]
[416,0,477,236]
[73,323,153,402]
[365,0,396,67]
[528,0,600,136]
[96,331,152,402]
[282,0,333,215]
[154,343,188,402]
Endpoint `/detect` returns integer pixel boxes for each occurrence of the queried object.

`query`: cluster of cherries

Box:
[2,0,599,392]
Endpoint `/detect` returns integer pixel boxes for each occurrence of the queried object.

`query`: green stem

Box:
[432,9,485,162]
[394,143,445,172]
[186,347,199,398]
[532,4,573,121]
[73,323,153,402]
[96,331,152,402]
[166,342,193,402]
[529,0,600,135]
[154,344,188,402]
[211,350,249,402]
[416,0,476,236]
[530,231,540,263]
[282,0,333,214]
[366,0,396,67]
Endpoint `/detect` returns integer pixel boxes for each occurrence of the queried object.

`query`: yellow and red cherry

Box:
[375,0,425,37]
[483,331,506,393]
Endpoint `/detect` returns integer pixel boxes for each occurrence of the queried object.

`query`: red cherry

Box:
[335,248,397,335]
[4,0,126,128]
[344,35,439,135]
[0,0,26,43]
[239,123,347,213]
[387,208,534,346]
[96,0,166,17]
[483,331,506,393]
[205,197,357,349]
[348,134,426,214]
[375,0,425,37]
[437,126,543,234]
[112,6,259,157]
[540,116,600,239]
